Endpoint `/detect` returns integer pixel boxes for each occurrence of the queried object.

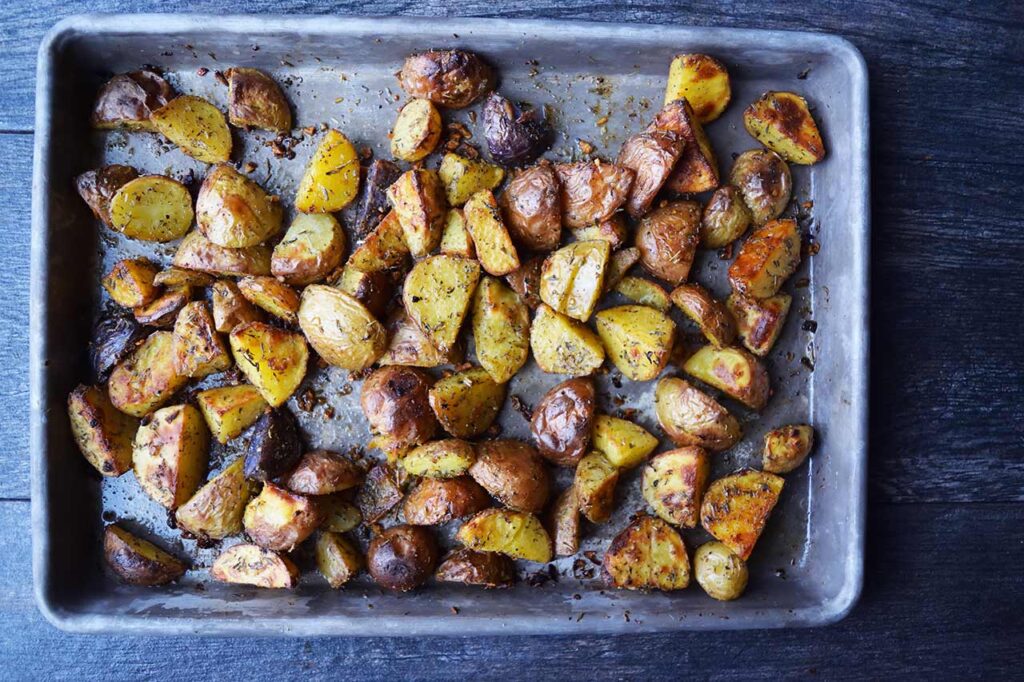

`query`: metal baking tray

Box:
[31,14,869,634]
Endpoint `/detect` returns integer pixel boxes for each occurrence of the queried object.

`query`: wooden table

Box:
[3,1,1022,677]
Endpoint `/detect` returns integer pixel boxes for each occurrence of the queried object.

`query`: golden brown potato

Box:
[391,98,443,162]
[664,54,731,123]
[570,213,629,250]
[435,548,515,588]
[173,231,272,277]
[75,164,139,226]
[334,267,394,320]
[438,209,475,259]
[229,321,308,407]
[505,255,544,309]
[701,185,752,249]
[102,258,160,308]
[316,531,363,588]
[398,49,494,109]
[295,129,360,213]
[456,508,552,563]
[694,540,748,600]
[762,424,815,474]
[284,450,364,495]
[683,345,770,410]
[439,153,505,206]
[151,95,232,163]
[237,276,300,325]
[635,200,701,285]
[602,513,690,591]
[729,218,801,299]
[548,487,581,557]
[361,366,438,454]
[670,283,736,348]
[153,267,214,289]
[347,210,411,279]
[357,463,403,523]
[472,276,530,383]
[133,286,192,328]
[133,404,209,509]
[592,414,658,469]
[573,451,619,523]
[729,149,792,225]
[210,279,264,333]
[530,303,606,376]
[744,91,825,165]
[403,476,491,525]
[227,67,292,132]
[642,446,710,528]
[429,366,505,439]
[243,483,323,551]
[554,160,635,229]
[175,457,257,539]
[594,304,676,382]
[298,285,386,371]
[380,308,462,368]
[195,164,282,248]
[108,331,188,417]
[616,130,684,218]
[211,543,299,588]
[171,301,231,379]
[320,495,362,533]
[403,254,481,353]
[91,70,175,130]
[727,292,792,357]
[401,439,476,478]
[367,524,440,591]
[649,98,719,194]
[530,377,596,467]
[464,190,521,276]
[469,439,550,513]
[109,175,194,243]
[195,384,267,444]
[603,247,640,292]
[615,276,671,312]
[68,384,138,477]
[654,377,741,451]
[271,214,346,286]
[104,525,186,586]
[701,469,784,560]
[540,240,610,322]
[499,161,562,252]
[387,169,447,257]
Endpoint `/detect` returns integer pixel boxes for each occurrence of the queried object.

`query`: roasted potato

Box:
[353,159,403,237]
[195,164,282,248]
[499,161,561,252]
[616,130,683,218]
[399,49,494,109]
[694,540,748,601]
[594,304,676,382]
[401,439,476,478]
[391,98,443,162]
[133,286,192,328]
[348,210,411,280]
[237,276,300,324]
[602,513,690,591]
[320,495,363,533]
[570,213,629,250]
[744,91,825,165]
[683,345,770,410]
[295,129,361,213]
[316,531,363,588]
[729,218,802,299]
[762,424,815,474]
[175,457,257,539]
[439,153,505,208]
[387,169,447,257]
[435,549,515,588]
[554,160,634,229]
[429,366,506,439]
[298,285,385,371]
[483,93,551,166]
[173,231,272,277]
[367,525,440,591]
[548,487,581,557]
[243,482,322,551]
[592,414,659,469]
[654,377,741,451]
[104,525,186,586]
[226,67,292,132]
[210,279,264,333]
[284,450,363,495]
[68,384,138,476]
[357,464,404,523]
[701,185,752,249]
[729,149,792,225]
[102,258,160,308]
[439,209,475,259]
[153,267,214,289]
[108,175,194,242]
[642,446,710,528]
[615,276,671,312]
[530,303,606,376]
[403,476,491,525]
[150,95,232,163]
[91,70,175,130]
[270,213,346,286]
[649,98,719,194]
[727,292,792,357]
[133,404,209,509]
[635,200,701,285]
[196,384,268,444]
[464,190,521,276]
[361,366,438,454]
[700,468,784,560]
[211,543,299,588]
[402,254,481,353]
[380,308,462,368]
[469,439,550,513]
[90,315,147,382]
[573,451,619,523]
[670,283,736,348]
[230,322,308,406]
[505,255,544,309]
[244,407,303,480]
[170,301,230,379]
[540,240,610,322]
[75,164,139,226]
[530,377,596,467]
[472,276,530,383]
[333,267,392,320]
[456,508,552,563]
[108,331,188,417]
[603,247,640,292]
[664,54,731,123]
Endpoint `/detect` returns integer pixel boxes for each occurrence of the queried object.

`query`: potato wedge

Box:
[399,49,494,109]
[540,240,610,322]
[361,366,438,455]
[729,149,792,226]
[243,483,322,551]
[728,218,801,299]
[173,231,272,277]
[573,451,619,523]
[570,213,629,250]
[456,508,552,563]
[472,276,530,383]
[439,209,475,259]
[284,450,363,495]
[744,91,825,165]
[357,463,403,523]
[171,301,231,378]
[104,525,186,586]
[210,279,264,333]
[75,164,140,226]
[153,267,214,289]
[642,446,710,528]
[403,476,491,525]
[602,514,690,591]
[548,487,581,557]
[530,377,596,467]
[499,161,562,252]
[469,439,550,513]
[554,160,634,229]
[295,129,360,213]
[91,70,175,131]
[227,67,292,132]
[649,98,719,194]
[316,531,363,588]
[701,469,784,560]
[505,255,544,309]
[440,153,505,206]
[108,331,188,417]
[464,190,521,276]
[108,175,194,242]
[664,54,731,123]
[354,159,404,237]
[762,424,815,474]
[298,285,385,371]
[320,495,362,533]
[367,525,440,591]
[334,266,393,319]
[237,276,300,324]
[391,98,443,162]
[150,95,232,163]
[435,548,515,588]
[195,164,282,248]
[670,283,736,348]
[175,457,257,539]
[727,292,792,357]
[429,366,506,439]
[244,407,302,481]
[400,439,475,479]
[68,384,138,476]
[701,185,752,249]
[347,210,411,279]
[102,258,160,308]
[195,385,267,444]
[387,169,447,257]
[380,308,461,368]
[654,377,741,451]
[269,213,346,286]
[133,404,209,509]
[133,286,192,328]
[635,200,701,285]
[594,305,676,382]
[211,543,299,588]
[616,130,683,218]
[603,247,640,292]
[592,414,658,469]
[615,276,671,312]
[530,303,606,376]
[402,255,481,353]
[683,345,770,410]
[229,322,308,407]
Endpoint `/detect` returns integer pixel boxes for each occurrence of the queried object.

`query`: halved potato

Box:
[196,384,267,444]
[108,331,188,417]
[499,160,562,252]
[701,185,752,249]
[642,446,710,528]
[195,164,282,248]
[173,231,272,277]
[602,513,690,591]
[102,258,161,308]
[398,49,495,109]
[403,476,491,525]
[298,285,386,371]
[440,153,505,206]
[744,91,825,165]
[762,424,815,474]
[570,214,629,250]
[649,99,719,194]
[295,129,360,213]
[237,276,300,324]
[244,408,303,481]
[391,98,443,162]
[150,95,232,163]
[701,469,784,560]
[615,276,671,312]
[334,267,393,319]
[435,548,515,588]
[728,218,801,299]
[91,70,175,131]
[210,279,264,333]
[548,487,581,557]
[683,345,770,410]
[175,457,257,539]
[554,160,635,229]
[670,283,736,348]
[505,255,544,309]
[284,450,364,495]
[153,267,214,289]
[271,213,346,286]
[172,301,232,378]
[320,495,362,533]
[380,308,462,368]
[347,210,411,279]
[530,303,605,376]
[727,292,792,357]
[456,508,553,563]
[654,377,741,451]
[429,366,506,439]
[104,525,186,586]
[729,149,792,226]
[664,54,731,123]
[243,482,323,551]
[540,240,610,322]
[316,531,363,588]
[400,439,476,478]
[592,414,658,469]
[472,276,530,383]
[439,209,474,258]
[229,321,308,407]
[635,200,701,285]
[211,543,299,588]
[387,169,447,257]
[464,190,521,276]
[357,463,404,523]
[402,255,481,353]
[226,67,292,132]
[134,286,192,328]
[68,384,138,476]
[616,130,683,218]
[594,305,676,382]
[75,164,140,226]
[603,247,640,292]
[133,404,209,509]
[109,175,194,242]
[469,439,550,513]
[573,451,619,523]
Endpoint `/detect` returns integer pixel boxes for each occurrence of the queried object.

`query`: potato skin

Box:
[571,213,628,250]
[150,95,232,164]
[594,305,676,382]
[435,549,515,588]
[176,457,257,539]
[108,331,187,418]
[470,439,551,513]
[554,160,635,229]
[701,185,752,249]
[75,164,139,226]
[603,247,640,292]
[729,149,792,226]
[683,345,771,411]
[547,487,581,557]
[649,99,719,194]
[354,160,404,237]
[361,366,438,454]
[173,231,272,277]
[727,292,792,357]
[133,404,209,509]
[336,267,395,320]
[403,476,491,525]
[670,283,736,348]
[616,130,683,219]
[530,377,596,467]
[762,424,815,474]
[573,451,619,523]
[298,285,386,371]
[243,482,323,551]
[635,201,701,285]
[700,468,784,560]
[399,49,494,109]
[367,525,440,591]
[68,384,138,476]
[391,98,443,162]
[654,377,741,451]
[104,525,186,586]
[211,543,299,588]
[227,67,292,132]
[172,301,232,379]
[428,366,505,439]
[357,463,404,523]
[499,161,562,251]
[602,513,690,591]
[244,407,302,481]
[483,93,551,167]
[743,91,825,165]
[230,321,309,407]
[91,70,175,130]
[530,303,606,377]
[196,164,283,248]
[505,255,545,309]
[694,541,749,600]
[728,218,801,299]
[211,280,264,333]
[284,450,364,495]
[133,286,192,328]
[664,54,731,123]
[90,315,147,382]
[641,446,711,528]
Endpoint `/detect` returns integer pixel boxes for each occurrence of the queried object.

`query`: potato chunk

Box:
[729,149,792,226]
[347,210,411,279]
[210,280,263,333]
[554,159,634,229]
[400,439,476,479]
[244,408,302,481]
[670,283,736,348]
[439,209,475,259]
[361,367,438,455]
[102,258,160,308]
[701,469,784,560]
[615,276,671,312]
[391,98,443,161]
[150,95,232,163]
[649,99,719,194]
[320,495,363,533]
[334,267,393,319]
[133,404,209,509]
[284,450,364,495]
[429,366,506,439]
[762,424,815,474]
[540,240,610,322]
[602,514,690,591]
[133,286,192,328]
[548,487,581,557]
[464,190,521,276]
[226,67,292,132]
[635,200,701,286]
[701,185,752,249]
[616,130,683,219]
[229,322,308,407]
[243,483,323,551]
[91,70,175,131]
[592,414,658,469]
[195,164,282,248]
[440,153,504,206]
[728,218,801,299]
[153,267,214,289]
[573,451,619,523]
[403,476,491,525]
[108,331,188,417]
[530,304,605,376]
[399,49,494,109]
[402,255,481,353]
[173,231,272,277]
[727,292,792,357]
[744,91,825,165]
[238,276,300,325]
[470,439,550,513]
[694,541,748,601]
[271,213,346,286]
[104,525,186,586]
[316,532,363,588]
[435,549,515,588]
[172,301,232,378]
[499,161,562,252]
[295,129,360,212]
[109,175,194,242]
[683,345,770,410]
[642,447,710,528]
[380,309,462,368]
[367,525,440,591]
[387,169,447,257]
[472,276,530,383]
[68,384,138,476]
[570,214,628,249]
[75,164,140,227]
[654,377,741,451]
[603,247,640,292]
[175,457,257,539]
[505,255,544,309]
[456,508,552,563]
[664,54,731,123]
[594,305,676,382]
[357,463,403,523]
[530,377,596,467]
[211,544,299,588]
[298,285,385,371]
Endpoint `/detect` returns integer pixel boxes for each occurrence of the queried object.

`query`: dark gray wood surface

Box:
[3,1,1023,679]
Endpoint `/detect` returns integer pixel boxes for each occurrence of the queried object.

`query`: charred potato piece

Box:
[435,549,515,588]
[744,91,825,165]
[762,424,815,474]
[335,267,394,320]
[380,309,462,368]
[133,286,192,328]
[729,218,801,299]
[172,301,231,378]
[403,476,491,525]
[109,175,194,242]
[540,240,610,322]
[284,450,363,495]
[635,200,701,285]
[664,54,731,123]
[230,322,308,406]
[90,315,147,382]
[241,407,301,483]
[499,161,562,252]
[649,98,719,194]
[399,49,494,109]
[654,377,741,451]
[530,303,605,376]
[316,532,363,588]
[196,164,282,248]
[617,130,684,219]
[271,213,346,286]
[642,446,710,528]
[133,404,209,509]
[464,190,521,276]
[592,414,658,469]
[694,541,748,600]
[298,285,386,371]
[91,70,175,130]
[594,304,676,382]
[402,255,481,354]
[684,345,770,410]
[391,98,443,162]
[483,93,551,166]
[729,149,792,226]
[367,524,440,591]
[472,276,530,383]
[151,95,232,163]
[701,185,752,249]
[615,276,671,312]
[727,292,792,357]
[401,439,476,478]
[226,67,292,132]
[175,457,257,539]
[211,280,264,333]
[75,164,139,226]
[548,487,581,557]
[320,495,362,533]
[439,209,475,259]
[104,525,186,586]
[237,276,300,324]
[348,211,411,279]
[153,267,214,289]
[439,152,505,206]
[701,468,784,560]
[361,366,438,454]
[196,384,267,444]
[554,160,634,229]
[102,258,160,308]
[108,331,188,417]
[603,247,640,292]
[456,508,552,563]
[570,214,629,250]
[505,255,544,309]
[387,169,447,257]
[429,366,505,439]
[211,543,299,588]
[469,439,550,513]
[295,129,360,213]
[573,452,619,523]
[602,514,690,591]
[530,377,596,468]
[68,384,138,477]
[243,482,322,551]
[173,231,272,277]
[357,464,404,523]
[354,159,403,237]
[670,283,736,348]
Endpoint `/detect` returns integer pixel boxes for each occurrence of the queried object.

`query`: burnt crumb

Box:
[797,68,811,80]
[196,67,209,77]
[801,356,815,371]
[802,320,818,333]
[166,508,179,529]
[577,139,595,155]
[511,395,533,422]
[583,550,600,565]
[775,568,788,579]
[618,407,638,421]
[450,606,460,615]
[214,70,229,87]
[572,558,596,580]
[348,367,373,382]
[572,593,582,600]
[803,238,821,257]
[339,384,353,397]
[324,405,336,419]
[527,564,559,586]
[611,373,622,389]
[718,243,734,260]
[297,388,317,412]
[102,510,117,523]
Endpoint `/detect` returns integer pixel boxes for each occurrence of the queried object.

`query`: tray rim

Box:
[31,13,869,636]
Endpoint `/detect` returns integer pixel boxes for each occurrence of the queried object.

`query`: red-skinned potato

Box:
[367,525,440,591]
[530,378,596,467]
[361,366,438,455]
[635,201,701,285]
[469,439,551,513]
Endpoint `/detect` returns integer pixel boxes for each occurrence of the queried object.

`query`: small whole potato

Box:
[360,366,438,453]
[636,201,701,285]
[729,149,792,225]
[701,185,752,249]
[530,378,596,467]
[398,49,494,109]
[367,525,440,591]
[694,541,749,601]
[499,161,562,251]
[226,67,292,132]
[469,439,551,513]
